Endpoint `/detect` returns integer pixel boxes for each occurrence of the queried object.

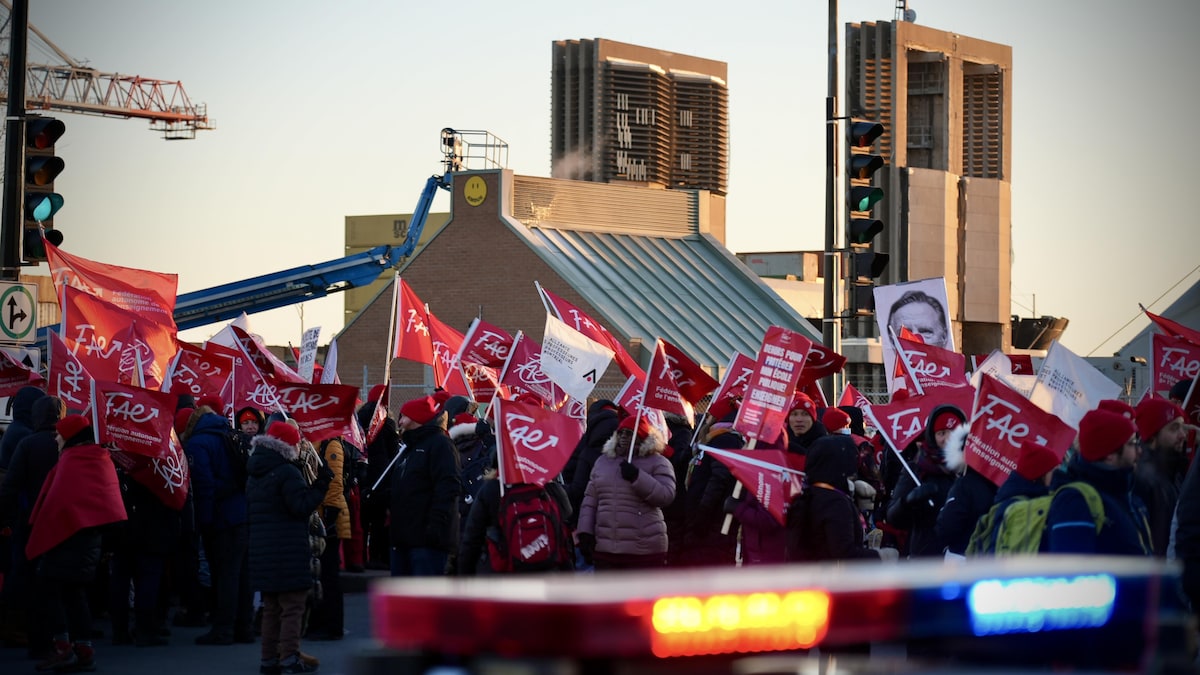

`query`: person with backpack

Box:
[187,396,255,645]
[933,424,996,557]
[576,415,676,571]
[457,447,573,576]
[965,441,1062,556]
[1045,405,1153,556]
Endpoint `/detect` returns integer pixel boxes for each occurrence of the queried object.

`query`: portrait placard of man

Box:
[873,278,955,395]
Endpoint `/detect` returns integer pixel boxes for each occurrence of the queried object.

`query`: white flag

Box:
[297,326,321,382]
[320,339,340,385]
[1029,341,1121,429]
[540,313,614,402]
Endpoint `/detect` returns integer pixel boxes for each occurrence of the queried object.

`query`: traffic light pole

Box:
[1,0,29,280]
[821,0,841,396]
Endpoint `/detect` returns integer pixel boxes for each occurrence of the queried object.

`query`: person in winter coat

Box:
[356,388,399,569]
[306,436,350,642]
[0,385,44,470]
[932,425,994,557]
[967,442,1061,555]
[1132,398,1188,557]
[388,395,461,577]
[886,404,965,558]
[450,413,493,524]
[565,400,622,528]
[679,423,741,567]
[186,399,254,645]
[661,412,694,567]
[247,420,333,675]
[576,415,676,570]
[786,434,883,562]
[0,395,64,657]
[784,392,826,455]
[27,415,126,673]
[1046,407,1152,556]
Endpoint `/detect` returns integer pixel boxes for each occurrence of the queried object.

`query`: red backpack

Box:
[487,483,572,572]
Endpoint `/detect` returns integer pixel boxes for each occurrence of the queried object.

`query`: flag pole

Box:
[381,273,400,391]
[494,398,507,498]
[889,325,926,396]
[720,437,756,534]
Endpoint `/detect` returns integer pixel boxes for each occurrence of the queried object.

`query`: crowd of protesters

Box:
[0,373,1196,673]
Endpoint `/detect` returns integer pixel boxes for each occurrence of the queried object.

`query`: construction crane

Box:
[0,0,212,139]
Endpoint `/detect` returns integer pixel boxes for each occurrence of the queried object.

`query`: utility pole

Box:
[1,0,28,280]
[821,0,841,396]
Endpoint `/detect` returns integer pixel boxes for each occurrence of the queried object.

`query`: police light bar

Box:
[369,556,1184,668]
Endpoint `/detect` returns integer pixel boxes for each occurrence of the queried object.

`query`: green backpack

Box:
[966,482,1106,556]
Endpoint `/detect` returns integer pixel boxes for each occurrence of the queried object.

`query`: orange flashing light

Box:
[649,590,831,658]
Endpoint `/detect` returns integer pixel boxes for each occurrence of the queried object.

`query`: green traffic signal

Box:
[26,193,65,223]
[849,185,884,212]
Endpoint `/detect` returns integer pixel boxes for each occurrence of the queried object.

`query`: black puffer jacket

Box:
[388,423,461,552]
[0,385,44,470]
[246,434,330,593]
[0,396,63,532]
[565,400,621,526]
[787,435,880,562]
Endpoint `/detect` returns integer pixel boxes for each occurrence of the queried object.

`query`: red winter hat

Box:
[400,395,439,425]
[56,414,91,443]
[790,392,817,418]
[432,390,452,406]
[1135,397,1184,442]
[822,407,851,434]
[617,414,654,440]
[198,394,224,413]
[1078,408,1137,462]
[266,420,300,447]
[514,391,545,407]
[1015,442,1060,481]
[1097,399,1135,420]
[931,410,962,433]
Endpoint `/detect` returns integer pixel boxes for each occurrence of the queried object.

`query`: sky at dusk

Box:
[15,0,1200,361]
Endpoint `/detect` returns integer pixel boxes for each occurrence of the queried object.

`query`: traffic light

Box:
[22,115,66,263]
[846,120,887,316]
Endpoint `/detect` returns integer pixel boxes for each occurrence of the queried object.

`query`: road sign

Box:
[0,282,37,343]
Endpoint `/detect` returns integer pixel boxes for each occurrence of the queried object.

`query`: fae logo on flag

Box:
[504,410,560,452]
[966,375,1074,486]
[1152,332,1200,398]
[103,391,161,424]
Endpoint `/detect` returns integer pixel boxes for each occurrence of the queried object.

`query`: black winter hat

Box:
[1170,378,1194,402]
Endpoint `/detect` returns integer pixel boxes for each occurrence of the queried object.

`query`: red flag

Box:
[427,312,466,390]
[612,375,669,439]
[217,340,283,415]
[460,318,515,368]
[46,240,177,329]
[1151,332,1200,399]
[863,385,976,454]
[896,334,970,392]
[798,342,847,383]
[1144,307,1200,347]
[365,389,389,445]
[838,382,871,409]
[498,332,567,410]
[230,326,305,384]
[272,382,361,446]
[0,349,43,397]
[48,330,92,412]
[393,279,435,365]
[60,287,177,390]
[710,353,756,408]
[1181,379,1200,428]
[461,362,507,404]
[734,327,812,443]
[643,338,719,417]
[539,285,645,380]
[966,375,1075,487]
[798,379,828,409]
[164,340,236,400]
[494,398,583,486]
[93,379,191,509]
[699,445,803,526]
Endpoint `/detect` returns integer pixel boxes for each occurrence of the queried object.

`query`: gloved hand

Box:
[903,481,938,509]
[619,461,639,483]
[853,480,877,512]
[316,464,335,487]
[577,532,596,565]
[722,491,746,514]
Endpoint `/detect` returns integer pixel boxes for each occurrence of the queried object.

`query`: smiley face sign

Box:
[464,176,487,207]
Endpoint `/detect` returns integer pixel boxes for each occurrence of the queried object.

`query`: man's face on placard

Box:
[890,301,948,349]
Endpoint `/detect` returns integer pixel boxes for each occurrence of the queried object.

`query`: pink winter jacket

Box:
[577,431,676,556]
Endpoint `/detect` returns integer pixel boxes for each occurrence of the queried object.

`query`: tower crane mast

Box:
[0,0,212,139]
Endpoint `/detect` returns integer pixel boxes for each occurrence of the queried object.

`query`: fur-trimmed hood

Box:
[601,425,666,458]
[941,424,970,473]
[448,421,478,442]
[251,433,299,462]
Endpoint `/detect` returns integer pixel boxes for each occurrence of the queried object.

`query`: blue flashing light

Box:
[967,574,1116,636]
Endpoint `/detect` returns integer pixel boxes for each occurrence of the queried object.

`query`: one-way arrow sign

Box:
[0,282,37,343]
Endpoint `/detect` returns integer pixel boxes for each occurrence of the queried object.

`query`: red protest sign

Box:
[734,327,813,443]
[966,375,1075,486]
